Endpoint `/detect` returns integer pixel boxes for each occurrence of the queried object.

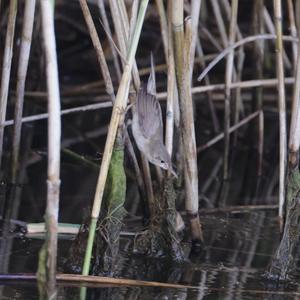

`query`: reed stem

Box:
[82,0,149,276]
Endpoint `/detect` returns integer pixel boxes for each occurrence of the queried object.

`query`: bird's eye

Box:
[160,160,165,164]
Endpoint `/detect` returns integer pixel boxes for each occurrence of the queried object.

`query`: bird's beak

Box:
[169,167,178,179]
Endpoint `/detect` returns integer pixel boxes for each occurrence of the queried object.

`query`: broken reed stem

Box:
[288,36,300,168]
[11,0,36,183]
[97,0,122,82]
[40,0,62,295]
[198,34,298,83]
[0,0,17,170]
[82,0,149,276]
[79,0,115,101]
[223,0,238,180]
[273,0,287,223]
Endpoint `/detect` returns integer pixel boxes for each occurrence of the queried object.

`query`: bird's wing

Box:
[137,86,163,139]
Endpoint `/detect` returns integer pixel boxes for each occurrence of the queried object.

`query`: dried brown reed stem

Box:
[263,6,292,70]
[97,0,122,82]
[81,0,145,192]
[189,0,202,80]
[108,0,140,88]
[165,7,176,156]
[156,0,177,155]
[3,76,297,130]
[155,0,168,61]
[121,0,162,200]
[0,273,196,290]
[197,111,260,153]
[173,4,203,241]
[253,0,264,177]
[11,0,36,183]
[172,0,184,88]
[0,0,17,170]
[221,0,245,137]
[288,36,300,167]
[79,0,115,100]
[223,0,238,180]
[82,0,149,275]
[4,102,112,127]
[211,0,228,47]
[273,0,287,224]
[287,0,298,66]
[180,18,203,241]
[198,34,298,83]
[128,0,139,46]
[40,0,62,295]
[192,77,295,95]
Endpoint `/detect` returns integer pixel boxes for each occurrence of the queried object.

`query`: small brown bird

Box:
[132,55,176,177]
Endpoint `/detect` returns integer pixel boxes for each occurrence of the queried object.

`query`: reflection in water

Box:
[2,211,300,299]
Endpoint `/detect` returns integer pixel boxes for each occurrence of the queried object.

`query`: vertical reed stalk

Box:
[79,0,115,101]
[287,0,298,67]
[223,0,238,180]
[182,18,203,242]
[128,0,139,47]
[82,0,149,276]
[253,0,264,176]
[289,38,300,166]
[11,0,36,183]
[172,0,184,91]
[263,7,292,70]
[119,0,160,203]
[97,0,122,82]
[155,0,168,61]
[273,0,287,225]
[40,0,61,296]
[189,0,202,80]
[221,0,245,140]
[211,0,228,47]
[172,1,203,242]
[108,0,140,88]
[0,0,17,170]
